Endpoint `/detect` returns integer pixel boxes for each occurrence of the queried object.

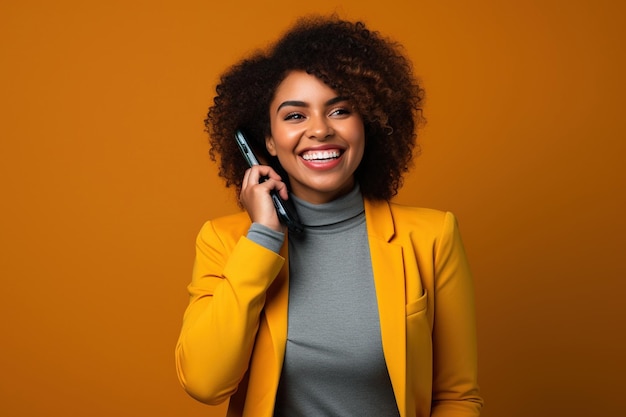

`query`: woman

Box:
[176,16,483,417]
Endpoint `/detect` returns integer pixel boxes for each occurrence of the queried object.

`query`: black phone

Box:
[235,129,304,234]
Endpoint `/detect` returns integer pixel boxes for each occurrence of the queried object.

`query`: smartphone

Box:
[235,129,304,234]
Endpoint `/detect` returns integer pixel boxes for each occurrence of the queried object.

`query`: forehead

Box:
[271,71,338,104]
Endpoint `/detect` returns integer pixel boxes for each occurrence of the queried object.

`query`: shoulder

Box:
[365,199,462,247]
[387,203,468,262]
[391,202,459,230]
[388,202,448,225]
[368,199,456,232]
[196,211,251,250]
[393,204,458,241]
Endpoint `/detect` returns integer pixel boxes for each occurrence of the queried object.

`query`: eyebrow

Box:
[276,96,349,113]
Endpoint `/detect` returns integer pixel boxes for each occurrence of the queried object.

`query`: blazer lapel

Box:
[365,199,408,417]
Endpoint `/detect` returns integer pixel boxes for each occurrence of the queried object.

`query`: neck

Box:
[291,185,364,228]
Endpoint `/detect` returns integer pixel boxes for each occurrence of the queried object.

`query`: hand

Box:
[239,165,289,232]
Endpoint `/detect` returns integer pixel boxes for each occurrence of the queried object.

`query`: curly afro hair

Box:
[205,15,425,201]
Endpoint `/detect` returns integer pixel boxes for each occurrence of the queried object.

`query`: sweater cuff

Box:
[246,222,285,253]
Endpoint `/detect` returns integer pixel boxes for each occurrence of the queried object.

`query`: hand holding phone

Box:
[235,129,304,234]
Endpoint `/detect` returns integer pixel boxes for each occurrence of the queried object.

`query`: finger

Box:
[240,168,254,197]
[247,165,281,184]
[242,167,252,185]
[272,179,290,200]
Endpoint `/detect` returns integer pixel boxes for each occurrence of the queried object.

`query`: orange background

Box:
[1,1,624,416]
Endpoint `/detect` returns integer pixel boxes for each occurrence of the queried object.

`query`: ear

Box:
[265,136,277,156]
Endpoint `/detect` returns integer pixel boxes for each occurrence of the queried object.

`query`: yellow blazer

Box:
[176,199,483,417]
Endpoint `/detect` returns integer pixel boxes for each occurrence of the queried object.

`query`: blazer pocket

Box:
[406,290,428,317]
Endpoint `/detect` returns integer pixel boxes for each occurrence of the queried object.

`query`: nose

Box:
[306,115,333,140]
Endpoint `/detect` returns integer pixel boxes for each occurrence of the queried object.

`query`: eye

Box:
[284,112,306,121]
[329,107,351,117]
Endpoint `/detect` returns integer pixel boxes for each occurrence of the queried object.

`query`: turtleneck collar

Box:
[290,185,365,229]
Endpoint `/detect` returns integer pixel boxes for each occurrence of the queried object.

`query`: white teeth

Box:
[302,150,341,161]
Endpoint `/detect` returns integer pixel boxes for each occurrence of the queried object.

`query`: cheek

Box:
[350,125,366,159]
[272,130,299,154]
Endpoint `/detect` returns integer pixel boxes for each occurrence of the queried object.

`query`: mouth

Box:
[300,149,342,161]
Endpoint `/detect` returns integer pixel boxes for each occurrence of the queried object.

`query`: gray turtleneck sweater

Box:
[247,186,399,416]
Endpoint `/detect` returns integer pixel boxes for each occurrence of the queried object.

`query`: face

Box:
[266,71,365,204]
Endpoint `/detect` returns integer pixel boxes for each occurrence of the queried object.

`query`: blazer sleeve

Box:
[175,220,285,405]
[431,212,483,416]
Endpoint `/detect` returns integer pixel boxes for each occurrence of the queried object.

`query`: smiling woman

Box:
[204,17,422,204]
[265,71,365,204]
[175,15,483,417]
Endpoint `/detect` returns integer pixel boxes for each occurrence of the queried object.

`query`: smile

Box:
[301,150,341,161]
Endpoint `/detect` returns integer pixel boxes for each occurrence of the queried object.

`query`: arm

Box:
[431,212,483,416]
[175,220,285,405]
